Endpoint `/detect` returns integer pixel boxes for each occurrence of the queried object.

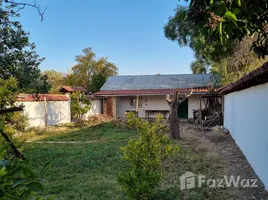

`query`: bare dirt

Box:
[180,122,268,200]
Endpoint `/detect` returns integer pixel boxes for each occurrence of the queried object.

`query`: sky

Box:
[19,0,194,75]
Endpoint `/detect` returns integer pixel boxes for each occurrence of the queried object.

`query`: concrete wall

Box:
[116,95,203,118]
[16,100,71,127]
[224,82,268,189]
[188,95,202,118]
[83,100,102,119]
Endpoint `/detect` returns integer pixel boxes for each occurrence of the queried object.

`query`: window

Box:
[130,97,142,107]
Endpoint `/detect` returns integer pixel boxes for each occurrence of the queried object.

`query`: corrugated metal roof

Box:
[100,74,213,90]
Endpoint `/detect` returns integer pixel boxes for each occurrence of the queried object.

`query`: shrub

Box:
[70,91,91,122]
[0,126,25,159]
[0,144,51,200]
[9,112,29,131]
[117,112,177,200]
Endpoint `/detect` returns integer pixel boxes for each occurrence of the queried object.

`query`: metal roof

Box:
[100,74,213,91]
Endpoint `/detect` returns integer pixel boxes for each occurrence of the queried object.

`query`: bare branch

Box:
[186,88,193,97]
[179,88,193,104]
[0,130,25,160]
[5,0,47,21]
[0,106,23,114]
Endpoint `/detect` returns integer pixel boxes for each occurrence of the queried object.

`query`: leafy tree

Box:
[211,36,267,84]
[190,60,207,74]
[66,47,118,91]
[70,91,91,121]
[164,6,235,64]
[0,2,50,199]
[90,73,107,93]
[0,0,50,93]
[181,0,268,58]
[43,70,65,93]
[117,113,176,200]
[165,4,268,84]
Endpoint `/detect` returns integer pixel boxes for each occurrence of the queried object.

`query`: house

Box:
[219,62,268,189]
[60,86,88,94]
[16,94,71,127]
[94,74,215,118]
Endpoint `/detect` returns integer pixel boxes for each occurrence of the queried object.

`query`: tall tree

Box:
[190,60,207,74]
[165,4,267,84]
[66,47,118,91]
[164,6,235,64]
[0,0,50,93]
[43,70,65,93]
[211,36,267,84]
[179,0,268,58]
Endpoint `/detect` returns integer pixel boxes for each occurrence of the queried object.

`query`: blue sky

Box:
[19,0,194,75]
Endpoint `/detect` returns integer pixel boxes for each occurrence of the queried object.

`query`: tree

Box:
[70,91,91,121]
[0,0,50,93]
[190,60,207,74]
[165,4,268,84]
[181,0,268,58]
[212,36,267,84]
[43,70,65,93]
[164,6,235,64]
[0,0,50,160]
[117,112,175,199]
[166,89,193,140]
[66,47,118,91]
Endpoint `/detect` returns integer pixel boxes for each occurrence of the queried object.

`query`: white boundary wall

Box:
[16,100,71,127]
[82,100,102,120]
[224,82,268,189]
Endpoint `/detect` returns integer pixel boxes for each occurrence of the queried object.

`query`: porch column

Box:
[135,95,139,117]
[103,98,107,114]
[112,97,116,118]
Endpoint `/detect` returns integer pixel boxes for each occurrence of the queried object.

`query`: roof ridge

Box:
[108,74,212,77]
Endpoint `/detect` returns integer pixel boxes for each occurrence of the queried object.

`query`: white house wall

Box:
[188,95,206,118]
[116,95,203,118]
[224,82,268,189]
[83,100,102,120]
[17,101,71,127]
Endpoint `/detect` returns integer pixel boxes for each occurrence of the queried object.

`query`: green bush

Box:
[0,144,51,200]
[117,112,177,200]
[0,126,25,159]
[70,91,91,122]
[9,112,29,131]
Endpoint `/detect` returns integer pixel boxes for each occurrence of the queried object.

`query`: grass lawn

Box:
[24,122,229,200]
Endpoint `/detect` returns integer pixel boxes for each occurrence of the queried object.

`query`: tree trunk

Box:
[169,101,180,140]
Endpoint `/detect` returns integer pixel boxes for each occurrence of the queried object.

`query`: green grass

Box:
[24,122,230,200]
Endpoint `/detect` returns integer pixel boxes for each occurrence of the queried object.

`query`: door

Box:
[178,99,188,118]
[106,97,114,117]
